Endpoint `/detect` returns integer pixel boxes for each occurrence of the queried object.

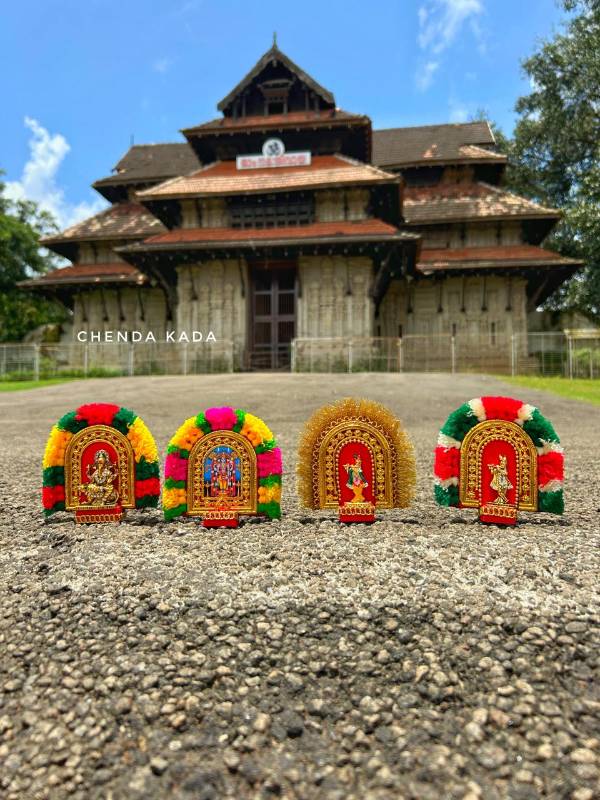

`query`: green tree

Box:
[503,0,600,317]
[0,175,66,341]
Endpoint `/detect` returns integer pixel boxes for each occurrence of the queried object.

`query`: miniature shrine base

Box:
[202,510,240,528]
[75,506,123,524]
[479,503,517,526]
[339,502,376,524]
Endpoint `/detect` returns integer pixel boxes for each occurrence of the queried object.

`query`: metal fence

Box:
[0,341,234,380]
[291,331,600,377]
[1,331,600,379]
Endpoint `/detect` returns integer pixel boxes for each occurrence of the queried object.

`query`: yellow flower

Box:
[258,484,281,504]
[127,417,158,463]
[171,417,204,451]
[162,486,187,510]
[240,413,273,447]
[42,427,73,469]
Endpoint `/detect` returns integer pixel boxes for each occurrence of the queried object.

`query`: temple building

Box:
[23,43,582,369]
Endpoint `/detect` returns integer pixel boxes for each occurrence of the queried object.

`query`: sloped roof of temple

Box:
[373,121,506,168]
[404,182,559,225]
[93,143,200,202]
[137,155,399,200]
[217,41,335,114]
[41,202,165,259]
[19,262,146,289]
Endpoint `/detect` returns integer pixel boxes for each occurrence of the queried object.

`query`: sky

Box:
[0,0,570,230]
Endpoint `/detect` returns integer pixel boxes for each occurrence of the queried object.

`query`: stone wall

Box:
[71,287,167,337]
[297,256,374,338]
[176,260,247,366]
[378,275,528,341]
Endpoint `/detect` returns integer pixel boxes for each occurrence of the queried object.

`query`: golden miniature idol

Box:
[163,407,282,528]
[434,396,564,526]
[42,403,160,523]
[297,398,415,523]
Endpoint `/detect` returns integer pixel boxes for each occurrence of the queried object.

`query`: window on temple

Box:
[229,192,315,229]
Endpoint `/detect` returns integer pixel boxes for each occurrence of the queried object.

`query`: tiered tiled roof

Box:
[372,121,505,168]
[93,144,200,190]
[124,219,414,251]
[19,262,145,288]
[403,182,559,225]
[418,245,581,272]
[137,155,398,200]
[42,202,165,245]
[182,109,368,136]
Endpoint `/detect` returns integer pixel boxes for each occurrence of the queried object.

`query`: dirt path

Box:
[0,374,598,799]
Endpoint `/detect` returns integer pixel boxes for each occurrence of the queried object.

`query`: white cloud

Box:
[153,57,172,74]
[416,60,440,92]
[415,0,484,90]
[418,0,483,54]
[5,117,106,229]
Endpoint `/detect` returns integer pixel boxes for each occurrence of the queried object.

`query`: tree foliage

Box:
[501,0,600,317]
[0,176,66,341]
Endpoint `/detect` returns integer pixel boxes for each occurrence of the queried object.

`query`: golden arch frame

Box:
[187,430,257,516]
[64,424,135,511]
[314,418,394,509]
[459,420,538,512]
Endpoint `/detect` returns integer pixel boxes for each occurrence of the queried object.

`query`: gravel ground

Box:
[0,373,598,800]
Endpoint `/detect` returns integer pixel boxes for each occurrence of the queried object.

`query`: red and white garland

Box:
[434,396,564,514]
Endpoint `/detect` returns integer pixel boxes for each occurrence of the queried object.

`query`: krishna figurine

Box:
[297,398,415,524]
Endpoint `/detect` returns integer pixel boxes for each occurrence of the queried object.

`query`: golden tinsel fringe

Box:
[296,397,416,509]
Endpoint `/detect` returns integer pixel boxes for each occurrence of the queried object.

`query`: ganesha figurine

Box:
[297,398,415,524]
[163,406,282,527]
[434,395,564,526]
[42,403,160,523]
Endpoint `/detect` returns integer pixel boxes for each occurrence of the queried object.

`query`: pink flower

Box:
[165,453,188,482]
[257,447,282,477]
[205,407,237,431]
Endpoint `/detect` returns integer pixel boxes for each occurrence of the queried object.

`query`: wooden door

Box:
[250,263,296,370]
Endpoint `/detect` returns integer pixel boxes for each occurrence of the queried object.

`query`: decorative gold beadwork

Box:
[459,420,537,512]
[186,430,257,516]
[76,511,123,524]
[297,398,416,511]
[65,425,135,511]
[316,419,392,509]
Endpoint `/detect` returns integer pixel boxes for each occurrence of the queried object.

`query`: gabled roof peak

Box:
[217,43,335,114]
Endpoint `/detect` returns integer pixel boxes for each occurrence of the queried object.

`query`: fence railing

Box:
[1,331,600,379]
[0,341,234,380]
[291,331,600,377]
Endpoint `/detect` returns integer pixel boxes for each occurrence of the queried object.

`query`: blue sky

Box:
[1,0,569,229]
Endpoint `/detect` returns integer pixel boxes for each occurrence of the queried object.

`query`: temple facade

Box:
[24,44,581,369]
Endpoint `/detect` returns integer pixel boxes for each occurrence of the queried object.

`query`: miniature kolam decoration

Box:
[434,395,564,526]
[163,407,282,527]
[42,403,160,523]
[297,398,416,524]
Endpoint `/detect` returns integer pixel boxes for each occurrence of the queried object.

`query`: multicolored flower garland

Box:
[163,407,282,521]
[42,403,160,516]
[434,395,564,514]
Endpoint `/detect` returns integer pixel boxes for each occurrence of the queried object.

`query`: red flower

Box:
[42,484,65,509]
[434,446,460,480]
[538,451,564,485]
[76,403,120,427]
[481,396,524,423]
[135,477,160,498]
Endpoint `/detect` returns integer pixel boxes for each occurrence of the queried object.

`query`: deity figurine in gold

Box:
[488,455,512,506]
[297,398,416,524]
[344,453,369,503]
[83,449,118,506]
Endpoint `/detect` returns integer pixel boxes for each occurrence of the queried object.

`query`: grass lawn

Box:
[501,375,600,405]
[0,378,82,392]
